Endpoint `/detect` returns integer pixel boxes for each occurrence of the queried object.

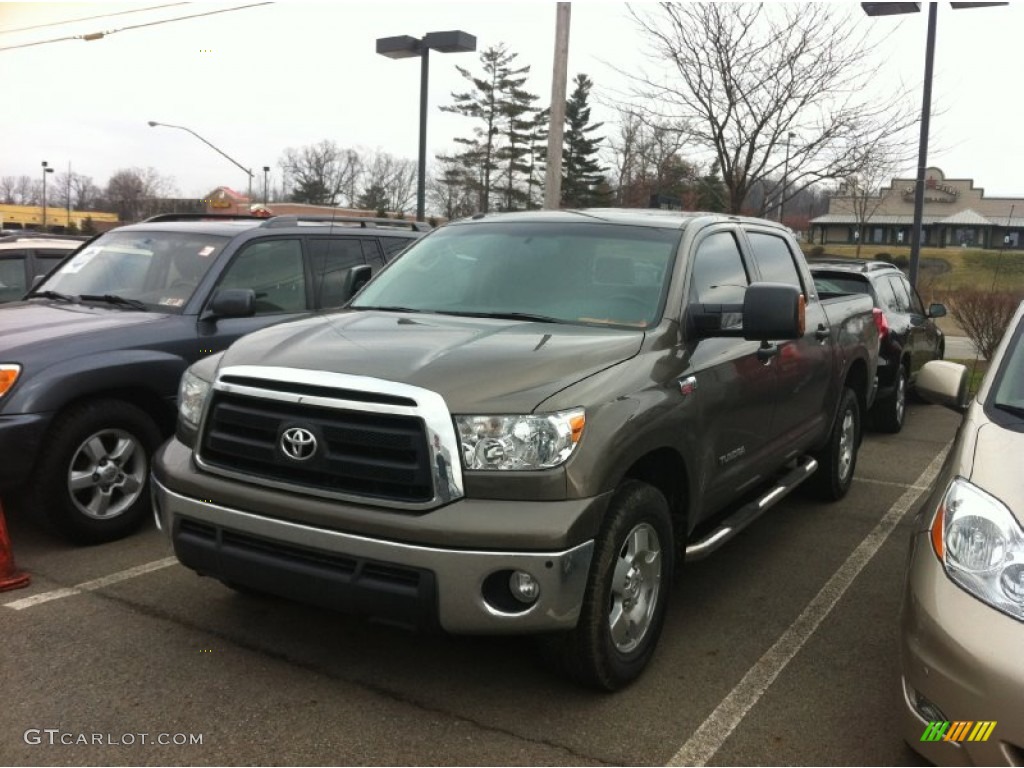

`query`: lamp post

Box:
[147,120,254,202]
[780,131,796,224]
[861,1,1007,288]
[41,161,54,231]
[262,166,270,206]
[376,30,477,222]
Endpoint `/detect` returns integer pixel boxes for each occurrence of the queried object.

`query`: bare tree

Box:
[0,175,38,205]
[104,167,178,222]
[357,150,417,214]
[280,140,361,206]
[604,107,699,207]
[428,158,476,221]
[625,3,917,214]
[833,140,909,257]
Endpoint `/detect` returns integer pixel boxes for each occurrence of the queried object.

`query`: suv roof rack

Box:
[260,215,431,232]
[141,213,266,223]
[0,232,89,242]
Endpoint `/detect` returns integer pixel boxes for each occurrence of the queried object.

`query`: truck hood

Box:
[218,310,644,413]
[0,301,168,357]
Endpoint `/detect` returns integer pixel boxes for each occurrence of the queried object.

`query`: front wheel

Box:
[809,387,861,501]
[25,399,162,544]
[541,480,674,691]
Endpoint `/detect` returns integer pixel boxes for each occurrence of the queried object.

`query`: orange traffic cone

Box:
[0,499,30,592]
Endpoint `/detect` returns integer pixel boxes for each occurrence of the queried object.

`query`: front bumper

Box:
[0,412,52,489]
[900,532,1024,766]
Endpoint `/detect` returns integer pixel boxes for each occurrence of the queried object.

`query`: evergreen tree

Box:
[696,161,728,212]
[357,183,389,213]
[561,74,607,208]
[441,44,532,213]
[524,108,549,209]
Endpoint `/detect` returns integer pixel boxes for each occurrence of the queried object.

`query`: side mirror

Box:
[204,288,255,319]
[915,360,968,412]
[928,303,947,319]
[692,283,804,341]
[341,265,373,303]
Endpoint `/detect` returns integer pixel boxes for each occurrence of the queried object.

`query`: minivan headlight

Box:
[932,477,1024,621]
[455,409,585,470]
[178,369,212,430]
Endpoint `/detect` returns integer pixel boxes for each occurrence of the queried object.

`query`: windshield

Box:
[991,315,1024,419]
[36,230,229,313]
[351,222,681,328]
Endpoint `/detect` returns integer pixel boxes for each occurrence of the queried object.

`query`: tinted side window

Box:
[34,249,70,276]
[309,238,365,309]
[361,239,385,268]
[0,255,27,301]
[746,232,802,290]
[219,239,306,314]
[873,275,899,312]
[380,237,413,260]
[689,231,749,304]
[887,275,911,312]
[901,276,925,314]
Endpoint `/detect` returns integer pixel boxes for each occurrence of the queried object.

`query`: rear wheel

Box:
[541,481,674,690]
[872,365,907,433]
[809,387,860,501]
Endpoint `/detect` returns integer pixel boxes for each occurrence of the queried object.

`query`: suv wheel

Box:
[26,399,161,544]
[541,480,673,690]
[809,387,861,501]
[872,365,907,434]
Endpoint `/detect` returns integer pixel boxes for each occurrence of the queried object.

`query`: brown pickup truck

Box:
[153,210,878,689]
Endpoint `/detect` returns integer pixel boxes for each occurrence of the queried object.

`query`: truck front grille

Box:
[198,391,433,503]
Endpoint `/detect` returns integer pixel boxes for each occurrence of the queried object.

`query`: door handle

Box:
[815,324,830,341]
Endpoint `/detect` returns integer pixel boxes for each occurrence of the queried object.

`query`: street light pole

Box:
[544,2,572,211]
[780,131,795,224]
[147,120,254,201]
[263,166,270,206]
[377,30,476,222]
[41,161,54,231]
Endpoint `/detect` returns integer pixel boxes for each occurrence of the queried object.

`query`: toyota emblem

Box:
[280,426,317,461]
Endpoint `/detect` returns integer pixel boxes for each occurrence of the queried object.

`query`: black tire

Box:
[871,365,907,434]
[541,480,674,691]
[809,387,861,501]
[24,399,162,545]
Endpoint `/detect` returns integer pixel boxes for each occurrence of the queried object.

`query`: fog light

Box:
[509,570,540,604]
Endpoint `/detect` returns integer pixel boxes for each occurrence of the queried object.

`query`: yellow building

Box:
[0,203,119,232]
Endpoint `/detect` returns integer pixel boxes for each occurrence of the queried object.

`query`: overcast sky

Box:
[2,0,1022,202]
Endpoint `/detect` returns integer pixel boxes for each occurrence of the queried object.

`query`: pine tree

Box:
[561,74,607,208]
[441,44,533,213]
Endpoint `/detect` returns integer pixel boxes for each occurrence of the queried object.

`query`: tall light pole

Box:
[147,120,254,201]
[41,161,54,231]
[377,30,477,222]
[544,2,572,210]
[262,166,270,206]
[861,1,1007,288]
[780,131,796,224]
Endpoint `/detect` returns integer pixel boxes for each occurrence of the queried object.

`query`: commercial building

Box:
[0,204,118,232]
[809,168,1024,249]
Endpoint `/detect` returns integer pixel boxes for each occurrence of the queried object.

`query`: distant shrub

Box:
[949,289,1023,359]
[874,253,891,261]
[810,245,825,257]
[890,255,909,269]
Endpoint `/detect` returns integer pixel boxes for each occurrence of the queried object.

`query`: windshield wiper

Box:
[439,310,565,324]
[78,294,150,311]
[25,289,76,302]
[351,305,428,313]
[993,402,1024,420]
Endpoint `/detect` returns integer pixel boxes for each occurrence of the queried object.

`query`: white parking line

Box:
[855,477,930,491]
[666,446,949,767]
[2,557,179,611]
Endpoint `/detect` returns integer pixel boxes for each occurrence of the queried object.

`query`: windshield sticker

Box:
[158,297,185,307]
[197,246,216,257]
[60,247,98,274]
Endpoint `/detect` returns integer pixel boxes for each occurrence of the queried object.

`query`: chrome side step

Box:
[684,455,819,561]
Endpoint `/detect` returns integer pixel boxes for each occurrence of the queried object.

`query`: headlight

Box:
[178,369,212,430]
[0,364,20,398]
[455,409,585,470]
[932,477,1024,621]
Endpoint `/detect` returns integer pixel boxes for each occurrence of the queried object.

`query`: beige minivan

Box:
[902,304,1024,766]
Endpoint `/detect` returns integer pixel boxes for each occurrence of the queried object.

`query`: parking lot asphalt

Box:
[1,401,960,767]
